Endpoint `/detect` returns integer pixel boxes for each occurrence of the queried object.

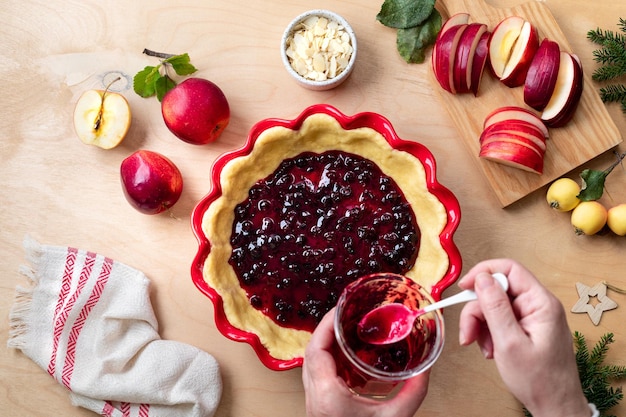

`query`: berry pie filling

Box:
[229,150,420,332]
[201,112,451,362]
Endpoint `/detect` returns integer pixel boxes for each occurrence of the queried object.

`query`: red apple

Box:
[489,16,539,87]
[483,106,549,138]
[433,24,468,94]
[479,140,544,174]
[524,39,561,110]
[453,23,489,94]
[161,78,230,145]
[541,52,584,127]
[120,150,183,215]
[470,31,491,96]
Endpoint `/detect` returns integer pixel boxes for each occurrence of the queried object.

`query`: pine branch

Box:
[588,18,626,114]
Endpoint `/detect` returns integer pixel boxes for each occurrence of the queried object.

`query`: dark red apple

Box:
[433,24,468,94]
[541,52,584,127]
[453,23,488,94]
[524,39,561,111]
[470,31,491,96]
[161,78,230,145]
[120,150,183,215]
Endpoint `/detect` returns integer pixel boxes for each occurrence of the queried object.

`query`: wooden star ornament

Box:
[571,282,618,325]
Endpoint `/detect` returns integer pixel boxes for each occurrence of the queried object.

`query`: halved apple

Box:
[489,16,539,87]
[479,139,544,174]
[524,39,561,111]
[453,23,489,94]
[483,106,549,138]
[73,89,132,149]
[470,31,491,96]
[433,23,468,94]
[541,52,584,127]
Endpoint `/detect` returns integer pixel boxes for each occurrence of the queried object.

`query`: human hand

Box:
[458,259,590,417]
[302,307,430,417]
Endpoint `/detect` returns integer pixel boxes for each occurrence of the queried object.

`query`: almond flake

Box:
[285,14,353,82]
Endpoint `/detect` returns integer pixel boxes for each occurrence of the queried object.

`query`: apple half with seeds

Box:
[73,88,131,149]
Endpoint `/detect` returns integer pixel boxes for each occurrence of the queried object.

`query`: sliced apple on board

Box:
[432,14,491,95]
[479,106,549,174]
[433,23,468,94]
[489,16,539,88]
[453,23,489,94]
[483,105,549,138]
[541,52,584,127]
[524,39,561,111]
[73,86,131,150]
[479,139,544,174]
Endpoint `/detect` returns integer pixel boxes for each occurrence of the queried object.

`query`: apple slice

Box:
[481,121,547,152]
[73,88,131,149]
[470,31,491,96]
[483,106,549,138]
[524,39,561,110]
[500,20,539,87]
[453,23,488,94]
[479,140,544,174]
[488,16,525,79]
[480,131,546,155]
[541,52,584,127]
[438,12,470,41]
[433,24,468,94]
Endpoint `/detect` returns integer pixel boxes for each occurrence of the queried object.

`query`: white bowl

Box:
[281,9,357,91]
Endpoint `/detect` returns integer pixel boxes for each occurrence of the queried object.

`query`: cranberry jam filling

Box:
[229,150,420,332]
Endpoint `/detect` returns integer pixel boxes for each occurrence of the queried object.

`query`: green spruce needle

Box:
[133,49,197,101]
[587,18,626,114]
[577,151,626,201]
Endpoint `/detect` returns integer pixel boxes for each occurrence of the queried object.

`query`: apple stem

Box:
[142,48,176,60]
[94,76,121,131]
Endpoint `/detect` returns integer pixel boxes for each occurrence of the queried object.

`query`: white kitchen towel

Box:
[8,236,222,417]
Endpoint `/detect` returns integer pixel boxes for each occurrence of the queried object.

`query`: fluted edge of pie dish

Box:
[191,103,462,371]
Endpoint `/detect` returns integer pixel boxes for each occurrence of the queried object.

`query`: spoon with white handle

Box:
[357,273,509,345]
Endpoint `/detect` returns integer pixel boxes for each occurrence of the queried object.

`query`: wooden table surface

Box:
[2,0,625,416]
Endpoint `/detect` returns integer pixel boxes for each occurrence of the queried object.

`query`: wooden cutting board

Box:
[431,0,622,207]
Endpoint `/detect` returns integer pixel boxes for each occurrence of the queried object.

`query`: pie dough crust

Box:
[202,113,449,361]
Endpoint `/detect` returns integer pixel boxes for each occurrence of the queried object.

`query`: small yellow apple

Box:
[607,204,626,236]
[73,87,131,149]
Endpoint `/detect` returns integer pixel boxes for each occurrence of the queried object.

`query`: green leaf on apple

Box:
[377,0,436,29]
[133,50,198,101]
[396,9,441,63]
[577,151,626,201]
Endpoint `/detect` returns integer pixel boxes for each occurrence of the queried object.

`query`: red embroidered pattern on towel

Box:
[46,247,113,389]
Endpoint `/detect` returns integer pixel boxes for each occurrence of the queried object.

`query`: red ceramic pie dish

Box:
[191,104,462,371]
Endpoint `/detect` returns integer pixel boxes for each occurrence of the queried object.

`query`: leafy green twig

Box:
[133,49,198,101]
[587,18,626,113]
[577,151,626,201]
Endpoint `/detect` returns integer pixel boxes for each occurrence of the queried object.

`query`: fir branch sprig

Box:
[587,18,626,114]
[524,332,626,417]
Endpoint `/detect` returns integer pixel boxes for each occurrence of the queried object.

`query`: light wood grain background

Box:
[1,0,625,416]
